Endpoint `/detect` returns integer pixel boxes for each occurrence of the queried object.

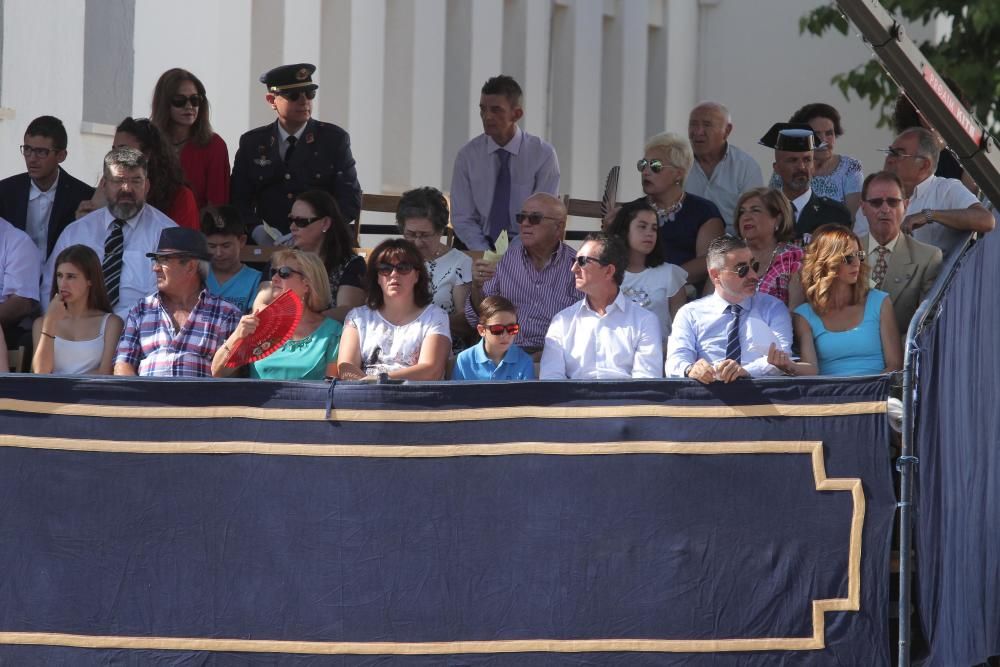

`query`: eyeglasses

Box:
[514,212,559,225]
[150,254,191,267]
[842,251,866,265]
[20,145,57,158]
[376,261,416,276]
[879,147,926,161]
[169,94,202,108]
[721,260,761,278]
[483,323,520,336]
[864,197,903,209]
[573,255,608,268]
[288,215,323,227]
[270,266,305,279]
[403,231,438,241]
[636,158,666,173]
[277,90,317,102]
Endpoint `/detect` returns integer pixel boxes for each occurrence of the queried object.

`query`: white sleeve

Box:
[538,313,568,379]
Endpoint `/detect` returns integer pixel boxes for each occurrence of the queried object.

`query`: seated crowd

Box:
[0,63,991,382]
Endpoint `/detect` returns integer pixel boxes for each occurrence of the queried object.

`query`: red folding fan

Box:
[224,289,303,368]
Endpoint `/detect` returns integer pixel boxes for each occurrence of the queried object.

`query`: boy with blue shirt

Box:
[201,206,261,313]
[452,296,535,380]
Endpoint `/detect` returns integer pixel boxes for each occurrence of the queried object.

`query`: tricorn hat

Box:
[759,123,827,151]
[146,227,211,261]
[260,63,318,94]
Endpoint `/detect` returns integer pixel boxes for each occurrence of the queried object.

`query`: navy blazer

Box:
[0,169,95,257]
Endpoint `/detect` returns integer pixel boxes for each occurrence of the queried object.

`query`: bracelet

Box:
[40,331,55,339]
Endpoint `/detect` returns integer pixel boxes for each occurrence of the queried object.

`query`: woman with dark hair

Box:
[150,68,230,208]
[607,200,687,340]
[113,117,200,229]
[395,186,472,339]
[732,187,804,308]
[769,103,864,216]
[32,244,124,374]
[288,189,365,321]
[337,239,450,380]
[778,224,902,377]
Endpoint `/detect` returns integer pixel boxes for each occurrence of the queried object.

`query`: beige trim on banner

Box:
[0,398,887,422]
[0,439,863,654]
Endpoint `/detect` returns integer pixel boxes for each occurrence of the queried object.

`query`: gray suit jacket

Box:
[863,232,942,335]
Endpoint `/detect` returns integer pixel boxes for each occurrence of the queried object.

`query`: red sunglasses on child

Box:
[484,323,520,336]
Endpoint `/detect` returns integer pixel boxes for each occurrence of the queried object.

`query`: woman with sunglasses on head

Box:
[395,187,472,343]
[337,239,450,380]
[212,249,342,380]
[32,244,124,375]
[776,224,902,377]
[151,68,230,209]
[626,132,724,290]
[606,200,687,341]
[731,187,804,309]
[288,190,365,321]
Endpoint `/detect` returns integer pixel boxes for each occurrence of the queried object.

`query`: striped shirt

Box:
[465,238,582,351]
[115,289,241,377]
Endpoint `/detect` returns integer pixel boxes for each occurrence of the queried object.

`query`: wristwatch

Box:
[683,363,694,377]
[922,209,934,225]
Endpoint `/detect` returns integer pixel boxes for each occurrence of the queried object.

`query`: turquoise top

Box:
[250,317,343,380]
[794,289,888,376]
[451,339,536,381]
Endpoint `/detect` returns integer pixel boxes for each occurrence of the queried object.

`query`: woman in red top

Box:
[151,68,231,209]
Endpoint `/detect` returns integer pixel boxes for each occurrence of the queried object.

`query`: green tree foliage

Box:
[800,1,1000,134]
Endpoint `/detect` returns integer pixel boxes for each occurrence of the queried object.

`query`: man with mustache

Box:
[42,148,176,320]
[760,123,851,239]
[666,235,792,382]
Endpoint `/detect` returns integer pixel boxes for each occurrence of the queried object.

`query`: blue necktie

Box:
[725,304,742,364]
[487,149,511,243]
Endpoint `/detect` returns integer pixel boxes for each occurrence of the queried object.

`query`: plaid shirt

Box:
[756,243,804,306]
[115,289,241,377]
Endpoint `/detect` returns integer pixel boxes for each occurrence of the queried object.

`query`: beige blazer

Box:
[863,232,943,335]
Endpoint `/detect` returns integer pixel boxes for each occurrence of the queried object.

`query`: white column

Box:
[663,0,699,132]
[502,0,552,139]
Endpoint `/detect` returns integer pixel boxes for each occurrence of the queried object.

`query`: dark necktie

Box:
[285,135,298,163]
[872,246,890,288]
[725,304,743,364]
[487,149,511,243]
[102,218,126,306]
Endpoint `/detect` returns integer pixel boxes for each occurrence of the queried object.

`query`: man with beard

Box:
[760,122,851,239]
[43,148,176,320]
[666,235,792,382]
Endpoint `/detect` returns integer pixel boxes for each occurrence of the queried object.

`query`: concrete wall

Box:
[0,0,940,215]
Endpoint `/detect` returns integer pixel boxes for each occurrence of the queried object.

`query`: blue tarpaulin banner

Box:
[915,229,1000,667]
[0,374,893,665]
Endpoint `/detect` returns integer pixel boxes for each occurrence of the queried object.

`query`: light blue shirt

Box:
[206,265,262,314]
[451,339,535,381]
[666,291,792,377]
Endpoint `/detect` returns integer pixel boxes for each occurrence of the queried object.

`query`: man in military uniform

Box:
[759,122,851,239]
[231,63,362,245]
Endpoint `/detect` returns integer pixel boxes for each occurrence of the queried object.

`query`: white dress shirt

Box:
[450,125,560,250]
[665,291,792,378]
[0,216,41,305]
[26,170,59,254]
[686,143,764,234]
[540,290,664,380]
[42,204,177,320]
[790,189,812,224]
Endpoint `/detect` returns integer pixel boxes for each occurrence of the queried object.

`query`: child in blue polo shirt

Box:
[201,205,262,313]
[452,295,535,380]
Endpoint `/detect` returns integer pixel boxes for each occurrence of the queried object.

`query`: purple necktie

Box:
[487,149,511,243]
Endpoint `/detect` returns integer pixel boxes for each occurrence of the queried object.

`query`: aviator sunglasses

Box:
[483,323,520,336]
[170,94,202,108]
[636,158,665,173]
[842,251,866,265]
[722,259,761,278]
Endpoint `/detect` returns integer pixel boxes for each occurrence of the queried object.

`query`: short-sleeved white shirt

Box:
[0,217,41,305]
[346,304,451,376]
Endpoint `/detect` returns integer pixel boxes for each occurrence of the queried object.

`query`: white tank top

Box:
[52,314,112,375]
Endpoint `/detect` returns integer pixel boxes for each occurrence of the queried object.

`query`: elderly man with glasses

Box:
[666,235,792,382]
[231,63,362,245]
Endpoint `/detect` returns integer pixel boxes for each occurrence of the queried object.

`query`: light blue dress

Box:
[794,290,888,376]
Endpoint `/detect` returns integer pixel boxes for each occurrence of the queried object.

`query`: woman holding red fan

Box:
[212,249,342,380]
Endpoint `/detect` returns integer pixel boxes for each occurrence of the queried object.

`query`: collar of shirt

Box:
[470,338,505,368]
[516,237,564,271]
[910,174,936,201]
[866,231,900,255]
[791,188,812,218]
[486,125,524,157]
[706,290,752,315]
[103,205,143,232]
[277,122,307,146]
[579,288,628,317]
[28,169,60,201]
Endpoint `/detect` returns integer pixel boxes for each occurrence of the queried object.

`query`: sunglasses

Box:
[842,251,866,265]
[722,260,761,278]
[270,266,305,279]
[288,215,323,227]
[514,212,559,225]
[483,323,520,336]
[278,90,317,102]
[376,262,416,276]
[864,197,903,209]
[573,255,608,268]
[636,158,666,173]
[170,94,202,108]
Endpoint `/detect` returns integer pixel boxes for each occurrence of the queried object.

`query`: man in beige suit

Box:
[859,171,942,336]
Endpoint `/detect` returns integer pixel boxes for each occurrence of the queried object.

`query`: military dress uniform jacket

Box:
[230,118,362,235]
[795,193,852,239]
